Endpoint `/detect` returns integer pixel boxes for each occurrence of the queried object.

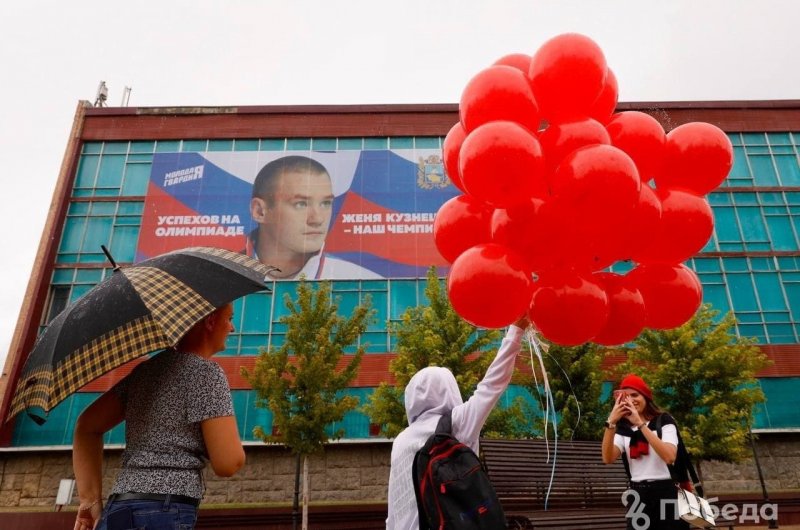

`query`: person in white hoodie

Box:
[385,315,530,530]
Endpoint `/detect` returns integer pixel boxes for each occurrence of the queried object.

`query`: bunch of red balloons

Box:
[435,33,733,346]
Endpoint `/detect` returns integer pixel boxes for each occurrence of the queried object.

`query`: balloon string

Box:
[544,350,581,441]
[527,328,557,510]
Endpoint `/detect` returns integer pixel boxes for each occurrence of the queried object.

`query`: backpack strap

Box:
[413,410,454,530]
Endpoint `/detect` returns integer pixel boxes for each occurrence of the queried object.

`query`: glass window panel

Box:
[723,258,749,272]
[747,146,770,155]
[361,280,388,291]
[414,137,440,149]
[96,155,126,189]
[737,207,769,241]
[68,202,90,215]
[83,142,103,154]
[90,202,117,215]
[390,280,418,318]
[702,284,730,314]
[52,268,74,284]
[240,335,268,355]
[775,155,800,186]
[156,140,181,152]
[338,138,363,150]
[182,140,207,151]
[75,269,102,284]
[269,333,285,348]
[337,291,359,317]
[754,273,787,311]
[727,133,742,146]
[311,138,337,150]
[389,137,413,149]
[692,258,721,273]
[737,323,766,343]
[727,274,758,311]
[750,155,779,186]
[767,132,791,145]
[104,142,128,154]
[713,207,741,242]
[46,286,70,323]
[75,156,99,189]
[367,291,387,331]
[749,257,775,271]
[130,141,155,153]
[287,138,311,150]
[766,324,796,343]
[234,139,259,151]
[743,133,767,145]
[708,193,732,206]
[59,217,86,253]
[765,216,798,250]
[785,284,800,322]
[260,139,285,151]
[763,311,791,323]
[70,284,93,303]
[126,154,152,163]
[364,138,388,150]
[208,140,233,151]
[732,193,758,205]
[121,164,151,196]
[82,217,113,253]
[110,226,139,262]
[759,192,785,205]
[727,146,750,180]
[361,331,387,352]
[118,201,144,215]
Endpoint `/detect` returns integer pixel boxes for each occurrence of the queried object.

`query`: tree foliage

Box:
[242,279,374,455]
[363,267,534,438]
[524,340,607,441]
[615,304,769,463]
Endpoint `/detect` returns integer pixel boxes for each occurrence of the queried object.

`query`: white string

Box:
[526,328,557,510]
[544,350,582,441]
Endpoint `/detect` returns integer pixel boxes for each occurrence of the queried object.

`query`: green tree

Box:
[364,267,535,438]
[241,279,374,529]
[525,340,608,441]
[615,304,769,466]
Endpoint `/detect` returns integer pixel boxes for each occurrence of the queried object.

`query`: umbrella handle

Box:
[101,245,120,271]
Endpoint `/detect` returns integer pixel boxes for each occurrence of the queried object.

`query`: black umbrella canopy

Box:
[9,246,274,423]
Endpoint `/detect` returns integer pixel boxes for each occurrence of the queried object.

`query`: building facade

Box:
[0,101,798,508]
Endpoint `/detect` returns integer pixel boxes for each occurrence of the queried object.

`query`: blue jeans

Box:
[96,498,198,530]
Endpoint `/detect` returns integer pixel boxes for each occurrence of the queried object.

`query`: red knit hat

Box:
[619,374,653,401]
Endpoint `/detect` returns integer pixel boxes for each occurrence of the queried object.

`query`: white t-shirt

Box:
[614,424,678,481]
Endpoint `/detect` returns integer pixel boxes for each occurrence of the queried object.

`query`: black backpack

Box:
[411,411,507,530]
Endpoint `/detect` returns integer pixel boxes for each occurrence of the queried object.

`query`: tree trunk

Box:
[292,453,301,530]
[302,454,309,530]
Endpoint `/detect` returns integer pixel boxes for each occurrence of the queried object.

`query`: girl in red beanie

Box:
[600,374,690,530]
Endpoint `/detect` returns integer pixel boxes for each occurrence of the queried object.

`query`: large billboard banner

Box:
[137,150,460,279]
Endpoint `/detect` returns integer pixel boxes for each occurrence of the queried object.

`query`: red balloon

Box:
[447,243,533,329]
[628,263,702,330]
[655,122,734,195]
[632,188,714,265]
[443,122,468,193]
[589,68,618,124]
[528,269,609,345]
[538,118,611,177]
[591,272,646,345]
[459,121,548,208]
[623,183,663,260]
[606,111,666,182]
[460,65,540,134]
[550,144,641,235]
[491,198,563,273]
[433,195,494,263]
[530,33,607,123]
[493,53,532,74]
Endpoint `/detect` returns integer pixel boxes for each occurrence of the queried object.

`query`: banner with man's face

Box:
[137,149,461,278]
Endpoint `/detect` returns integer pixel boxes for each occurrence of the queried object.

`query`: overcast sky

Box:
[1,0,798,374]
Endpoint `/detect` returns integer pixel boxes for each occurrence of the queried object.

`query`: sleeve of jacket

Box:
[451,325,524,449]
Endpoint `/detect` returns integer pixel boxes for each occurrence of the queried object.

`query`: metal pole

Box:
[748,427,778,529]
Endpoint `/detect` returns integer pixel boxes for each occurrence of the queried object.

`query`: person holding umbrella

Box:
[72,303,243,530]
[5,247,274,530]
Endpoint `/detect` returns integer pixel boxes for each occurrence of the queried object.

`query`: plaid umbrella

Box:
[9,246,275,423]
